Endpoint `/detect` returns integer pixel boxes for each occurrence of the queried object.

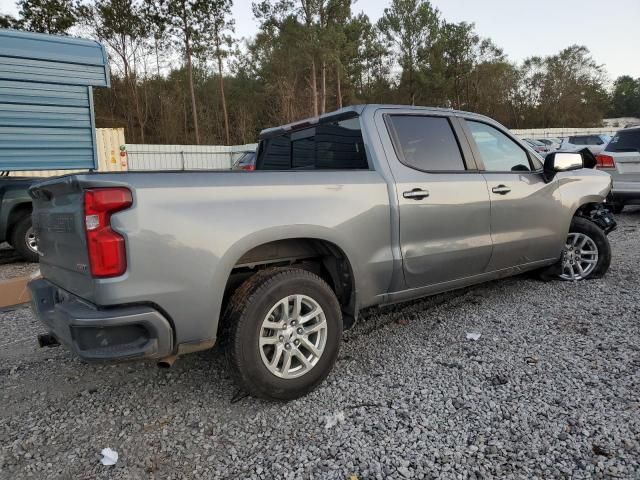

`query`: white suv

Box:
[560,135,611,155]
[596,127,640,213]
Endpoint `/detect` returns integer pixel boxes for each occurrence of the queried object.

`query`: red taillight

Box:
[240,164,255,171]
[595,154,615,168]
[84,188,133,278]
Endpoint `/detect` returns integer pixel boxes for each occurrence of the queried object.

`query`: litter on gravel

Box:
[324,411,346,429]
[99,448,118,466]
[465,332,482,341]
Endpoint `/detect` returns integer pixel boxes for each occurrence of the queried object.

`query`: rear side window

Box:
[257,117,368,170]
[605,130,640,152]
[570,135,604,146]
[387,115,466,171]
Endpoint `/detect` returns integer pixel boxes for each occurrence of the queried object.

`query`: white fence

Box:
[511,127,617,139]
[125,143,258,171]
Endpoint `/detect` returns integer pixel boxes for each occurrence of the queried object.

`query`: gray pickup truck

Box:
[29,105,616,400]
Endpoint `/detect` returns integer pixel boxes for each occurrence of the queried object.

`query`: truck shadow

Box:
[0,243,23,265]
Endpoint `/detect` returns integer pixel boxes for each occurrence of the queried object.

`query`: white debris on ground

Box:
[465,332,481,341]
[325,411,346,429]
[99,448,118,466]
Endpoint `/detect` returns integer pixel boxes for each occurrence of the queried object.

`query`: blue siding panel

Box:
[0,29,109,87]
[0,79,96,170]
[0,29,109,171]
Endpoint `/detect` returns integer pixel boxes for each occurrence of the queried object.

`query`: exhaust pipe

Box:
[157,354,177,368]
[37,333,60,348]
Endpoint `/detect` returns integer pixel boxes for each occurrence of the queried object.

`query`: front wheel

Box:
[557,217,611,280]
[223,267,342,400]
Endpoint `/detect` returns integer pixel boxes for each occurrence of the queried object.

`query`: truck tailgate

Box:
[30,175,95,300]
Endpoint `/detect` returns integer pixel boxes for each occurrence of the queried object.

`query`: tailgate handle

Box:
[31,188,52,201]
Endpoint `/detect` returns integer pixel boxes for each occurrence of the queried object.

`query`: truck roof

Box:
[258,104,494,139]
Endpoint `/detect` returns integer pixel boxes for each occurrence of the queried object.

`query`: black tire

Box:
[223,267,342,401]
[542,216,611,281]
[10,215,39,263]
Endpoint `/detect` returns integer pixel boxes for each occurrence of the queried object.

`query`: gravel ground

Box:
[0,243,39,281]
[1,209,639,480]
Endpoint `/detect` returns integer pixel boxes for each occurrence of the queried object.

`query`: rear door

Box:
[379,112,492,288]
[461,118,565,271]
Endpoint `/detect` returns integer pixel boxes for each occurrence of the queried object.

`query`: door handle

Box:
[491,185,511,195]
[403,188,429,200]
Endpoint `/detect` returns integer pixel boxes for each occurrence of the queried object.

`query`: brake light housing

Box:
[84,188,133,278]
[595,154,615,168]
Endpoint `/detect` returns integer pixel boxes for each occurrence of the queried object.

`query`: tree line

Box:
[2,0,639,146]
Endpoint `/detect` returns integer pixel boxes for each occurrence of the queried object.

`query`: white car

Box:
[560,135,612,155]
[534,138,561,150]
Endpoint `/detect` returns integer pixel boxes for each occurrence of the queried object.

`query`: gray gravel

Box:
[1,209,639,479]
[0,243,39,281]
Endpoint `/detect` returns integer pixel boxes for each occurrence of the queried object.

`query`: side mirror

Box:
[543,152,584,182]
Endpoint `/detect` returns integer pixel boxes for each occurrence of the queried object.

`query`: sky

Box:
[1,0,638,80]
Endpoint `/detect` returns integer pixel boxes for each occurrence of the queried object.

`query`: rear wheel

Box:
[224,267,342,400]
[557,217,610,280]
[10,215,39,263]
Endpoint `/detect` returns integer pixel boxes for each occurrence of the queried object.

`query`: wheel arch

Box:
[3,201,32,243]
[214,228,360,330]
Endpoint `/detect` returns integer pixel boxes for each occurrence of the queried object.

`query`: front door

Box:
[382,113,493,288]
[462,119,566,271]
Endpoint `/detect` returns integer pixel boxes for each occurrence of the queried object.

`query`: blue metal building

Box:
[0,29,110,171]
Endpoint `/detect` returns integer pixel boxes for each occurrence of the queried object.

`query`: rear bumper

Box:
[611,181,640,202]
[28,278,174,362]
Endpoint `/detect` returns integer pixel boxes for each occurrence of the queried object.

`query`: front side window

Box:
[467,120,532,172]
[257,117,368,170]
[387,115,466,171]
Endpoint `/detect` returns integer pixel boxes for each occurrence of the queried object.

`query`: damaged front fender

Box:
[576,203,617,235]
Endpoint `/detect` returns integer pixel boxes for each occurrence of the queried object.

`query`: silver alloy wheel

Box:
[259,294,327,379]
[25,226,38,253]
[559,232,598,280]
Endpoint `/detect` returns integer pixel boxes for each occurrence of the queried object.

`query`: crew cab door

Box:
[460,119,566,271]
[379,112,493,288]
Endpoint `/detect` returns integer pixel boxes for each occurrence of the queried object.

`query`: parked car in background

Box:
[28,105,615,400]
[560,135,611,155]
[0,176,39,262]
[534,138,561,150]
[523,138,551,156]
[232,151,257,171]
[596,126,640,213]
